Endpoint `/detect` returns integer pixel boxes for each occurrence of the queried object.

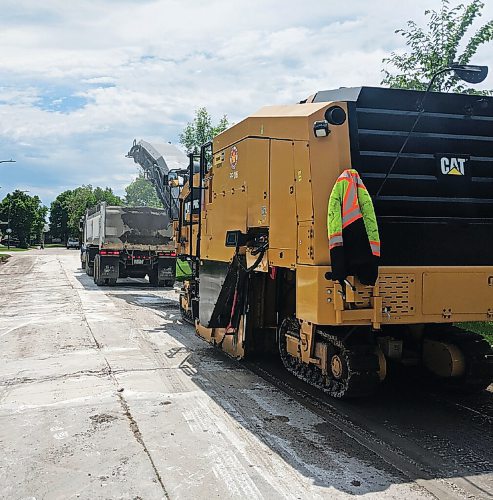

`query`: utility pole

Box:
[0,160,15,247]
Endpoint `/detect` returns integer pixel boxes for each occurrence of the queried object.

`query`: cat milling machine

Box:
[177,72,493,397]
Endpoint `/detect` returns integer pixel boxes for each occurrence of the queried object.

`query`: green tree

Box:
[125,175,163,208]
[382,0,493,93]
[65,186,95,236]
[93,186,122,206]
[0,190,47,247]
[49,189,72,241]
[179,107,229,153]
[55,185,122,237]
[69,185,122,235]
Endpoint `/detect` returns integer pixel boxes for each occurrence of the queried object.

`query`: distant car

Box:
[66,237,80,249]
[1,237,20,247]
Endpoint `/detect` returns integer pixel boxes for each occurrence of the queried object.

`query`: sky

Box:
[0,0,492,207]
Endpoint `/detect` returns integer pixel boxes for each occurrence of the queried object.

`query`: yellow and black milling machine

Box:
[176,66,493,398]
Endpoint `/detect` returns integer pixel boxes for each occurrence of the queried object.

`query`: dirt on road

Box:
[0,249,491,499]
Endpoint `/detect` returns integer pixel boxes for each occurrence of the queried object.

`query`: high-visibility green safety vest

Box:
[327,169,380,284]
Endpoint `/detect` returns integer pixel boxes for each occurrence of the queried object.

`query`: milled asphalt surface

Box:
[0,248,489,499]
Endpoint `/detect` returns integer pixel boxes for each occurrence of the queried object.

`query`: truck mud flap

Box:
[100,257,119,278]
[158,258,176,280]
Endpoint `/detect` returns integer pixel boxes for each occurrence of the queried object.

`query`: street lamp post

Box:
[0,160,16,247]
[7,200,10,250]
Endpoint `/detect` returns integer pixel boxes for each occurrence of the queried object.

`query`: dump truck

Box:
[177,84,493,398]
[81,202,175,286]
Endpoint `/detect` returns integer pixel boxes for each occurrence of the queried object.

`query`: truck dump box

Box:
[85,205,173,250]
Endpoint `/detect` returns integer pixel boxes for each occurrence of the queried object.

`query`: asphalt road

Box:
[0,248,491,499]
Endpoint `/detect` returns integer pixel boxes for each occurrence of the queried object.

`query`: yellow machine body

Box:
[177,88,493,397]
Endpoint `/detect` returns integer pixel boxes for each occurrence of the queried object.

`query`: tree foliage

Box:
[49,185,122,239]
[124,175,163,208]
[382,0,493,93]
[179,107,229,153]
[0,190,47,247]
[49,189,72,241]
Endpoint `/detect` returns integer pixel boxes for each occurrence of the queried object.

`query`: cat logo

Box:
[229,145,238,170]
[436,154,469,177]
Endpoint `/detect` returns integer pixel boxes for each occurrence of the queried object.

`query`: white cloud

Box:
[0,0,492,205]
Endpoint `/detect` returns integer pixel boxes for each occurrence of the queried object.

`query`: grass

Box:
[44,243,65,248]
[0,245,30,252]
[458,322,493,345]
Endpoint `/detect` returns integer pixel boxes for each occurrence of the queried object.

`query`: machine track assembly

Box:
[278,318,380,398]
[426,326,493,393]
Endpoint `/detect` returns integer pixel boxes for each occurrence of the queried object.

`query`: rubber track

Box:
[279,318,380,398]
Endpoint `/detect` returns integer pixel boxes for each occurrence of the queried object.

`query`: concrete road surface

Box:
[0,249,480,499]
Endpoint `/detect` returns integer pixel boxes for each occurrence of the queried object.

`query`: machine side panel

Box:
[296,265,493,325]
[297,221,315,265]
[293,141,313,223]
[202,141,247,262]
[294,140,315,265]
[422,272,493,315]
[246,138,270,228]
[269,140,297,268]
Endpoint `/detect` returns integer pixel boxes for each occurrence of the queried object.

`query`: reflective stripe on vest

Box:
[341,172,363,229]
[329,232,343,250]
[370,240,380,257]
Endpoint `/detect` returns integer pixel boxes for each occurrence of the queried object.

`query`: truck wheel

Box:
[93,257,98,284]
[93,256,104,286]
[81,259,86,270]
[86,254,94,277]
[108,278,117,286]
[148,268,159,286]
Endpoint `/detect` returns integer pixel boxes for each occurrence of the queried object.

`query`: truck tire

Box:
[148,268,159,286]
[93,255,104,286]
[85,254,94,277]
[108,278,117,286]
